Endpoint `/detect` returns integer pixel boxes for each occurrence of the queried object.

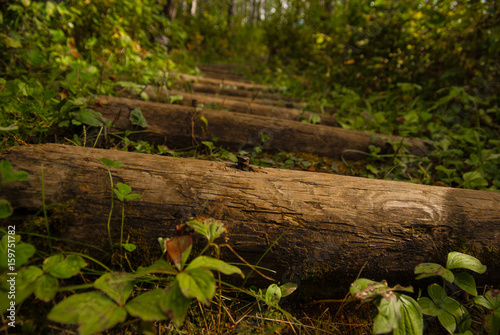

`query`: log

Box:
[115,85,335,126]
[177,73,280,93]
[182,82,302,105]
[93,96,431,160]
[199,64,250,83]
[2,144,499,297]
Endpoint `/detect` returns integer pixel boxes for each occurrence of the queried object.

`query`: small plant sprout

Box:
[113,182,141,263]
[98,157,124,250]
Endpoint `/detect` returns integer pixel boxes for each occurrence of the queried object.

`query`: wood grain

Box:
[2,144,498,297]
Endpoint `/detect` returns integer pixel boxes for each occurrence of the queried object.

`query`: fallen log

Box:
[199,64,251,83]
[177,73,280,93]
[95,96,430,159]
[183,81,300,104]
[2,144,499,297]
[115,85,335,126]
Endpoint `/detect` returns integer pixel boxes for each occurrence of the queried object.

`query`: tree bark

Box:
[228,0,236,28]
[93,96,431,160]
[2,144,499,297]
[190,0,197,16]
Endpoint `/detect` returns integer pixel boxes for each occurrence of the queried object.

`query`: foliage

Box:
[47,218,243,334]
[0,160,29,218]
[351,251,499,335]
[0,0,193,151]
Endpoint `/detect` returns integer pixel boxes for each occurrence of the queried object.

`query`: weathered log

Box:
[94,96,430,160]
[115,85,335,126]
[184,82,302,105]
[2,144,499,297]
[198,64,251,83]
[177,73,280,93]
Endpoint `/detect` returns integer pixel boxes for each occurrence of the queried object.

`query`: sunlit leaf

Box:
[177,268,215,305]
[415,263,454,283]
[446,252,486,273]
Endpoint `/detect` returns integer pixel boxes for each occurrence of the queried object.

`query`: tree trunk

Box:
[227,0,236,28]
[2,144,499,297]
[164,0,177,21]
[190,0,197,16]
[93,96,431,160]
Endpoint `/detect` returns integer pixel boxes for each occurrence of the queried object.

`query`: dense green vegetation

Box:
[1,0,499,334]
[1,0,499,189]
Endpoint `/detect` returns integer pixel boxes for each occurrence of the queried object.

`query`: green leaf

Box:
[16,265,43,299]
[373,310,397,334]
[47,255,87,279]
[456,304,471,333]
[186,256,244,277]
[473,289,500,310]
[94,272,135,306]
[437,310,456,334]
[202,141,215,150]
[113,188,124,201]
[116,182,132,195]
[428,284,448,305]
[441,296,463,318]
[418,297,441,316]
[308,114,321,124]
[446,252,486,273]
[122,243,136,252]
[124,193,141,200]
[484,309,500,335]
[177,268,215,305]
[0,235,35,268]
[350,278,388,300]
[415,263,454,283]
[125,289,167,321]
[186,218,227,243]
[280,282,298,298]
[98,157,124,168]
[462,171,488,188]
[0,200,13,218]
[395,294,423,335]
[169,95,184,104]
[48,292,127,335]
[74,109,102,127]
[199,115,208,127]
[265,284,282,306]
[135,259,177,276]
[34,274,58,302]
[42,254,64,273]
[227,153,238,162]
[453,272,477,296]
[0,160,29,183]
[130,107,148,128]
[159,280,192,327]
